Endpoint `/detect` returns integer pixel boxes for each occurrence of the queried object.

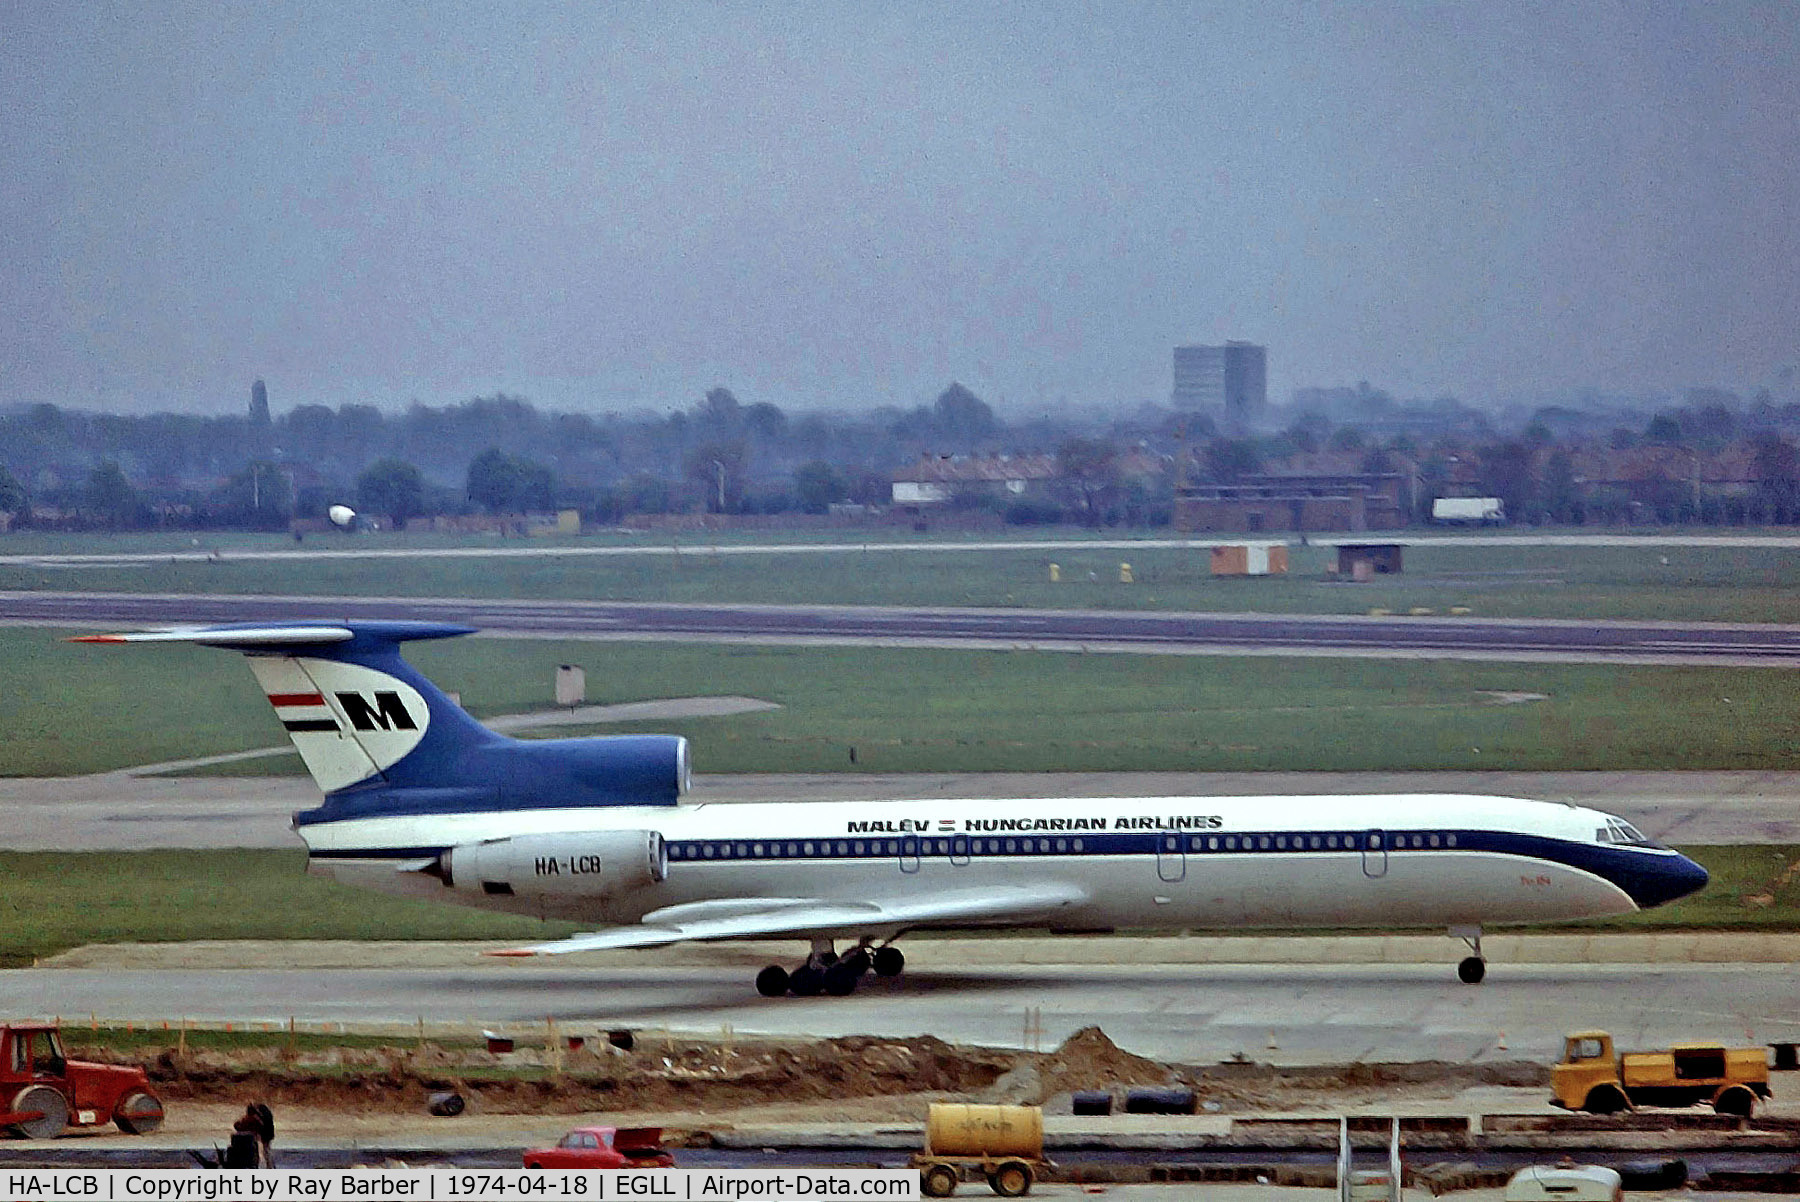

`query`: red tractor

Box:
[0,1023,164,1139]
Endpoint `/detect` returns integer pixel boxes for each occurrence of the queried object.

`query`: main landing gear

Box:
[1452,925,1486,984]
[755,941,905,998]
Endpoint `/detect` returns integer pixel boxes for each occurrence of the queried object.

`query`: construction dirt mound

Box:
[1035,1025,1180,1097]
[125,1034,1016,1117]
[74,1027,1549,1121]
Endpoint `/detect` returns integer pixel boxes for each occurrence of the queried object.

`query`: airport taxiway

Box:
[5,942,1797,1068]
[13,589,1800,665]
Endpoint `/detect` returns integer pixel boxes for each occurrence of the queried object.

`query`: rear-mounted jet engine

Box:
[441,831,667,899]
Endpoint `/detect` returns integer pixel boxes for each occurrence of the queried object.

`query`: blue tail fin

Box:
[76,621,689,825]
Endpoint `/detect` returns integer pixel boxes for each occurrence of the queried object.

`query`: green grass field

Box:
[11,532,1800,621]
[0,845,1788,969]
[0,850,574,968]
[64,1025,432,1056]
[9,627,1800,777]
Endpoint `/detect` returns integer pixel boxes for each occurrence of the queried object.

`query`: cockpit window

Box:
[1597,819,1656,846]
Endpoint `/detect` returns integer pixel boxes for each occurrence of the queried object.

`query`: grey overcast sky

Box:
[3,2,1795,416]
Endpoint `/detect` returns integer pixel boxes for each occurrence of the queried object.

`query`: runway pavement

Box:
[9,531,1800,571]
[12,589,1800,664]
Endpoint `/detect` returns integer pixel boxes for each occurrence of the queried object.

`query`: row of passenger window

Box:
[1172,831,1457,851]
[666,831,1463,861]
[669,837,1091,861]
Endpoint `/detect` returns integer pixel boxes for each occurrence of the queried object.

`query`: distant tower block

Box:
[1173,342,1266,431]
[249,378,271,427]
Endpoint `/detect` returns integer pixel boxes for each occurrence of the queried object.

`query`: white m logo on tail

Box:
[249,657,430,792]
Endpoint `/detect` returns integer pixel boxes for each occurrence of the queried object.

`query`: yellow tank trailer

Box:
[913,1103,1048,1197]
[1551,1030,1770,1117]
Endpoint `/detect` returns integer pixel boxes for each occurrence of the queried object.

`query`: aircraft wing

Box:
[486,881,1088,957]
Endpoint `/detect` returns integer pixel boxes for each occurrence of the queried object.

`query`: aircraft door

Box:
[1362,829,1388,878]
[899,838,920,874]
[950,837,970,867]
[1157,834,1186,882]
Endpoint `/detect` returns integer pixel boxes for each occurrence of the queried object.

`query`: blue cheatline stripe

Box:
[310,827,1399,860]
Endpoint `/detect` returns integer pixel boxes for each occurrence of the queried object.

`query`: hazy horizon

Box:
[4,3,1795,417]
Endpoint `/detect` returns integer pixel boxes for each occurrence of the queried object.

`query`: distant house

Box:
[890,453,1058,506]
[1573,443,1759,506]
[1113,448,1174,485]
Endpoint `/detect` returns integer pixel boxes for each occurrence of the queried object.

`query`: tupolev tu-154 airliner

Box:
[77,620,1709,997]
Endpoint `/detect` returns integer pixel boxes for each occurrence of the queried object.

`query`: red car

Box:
[523,1127,675,1169]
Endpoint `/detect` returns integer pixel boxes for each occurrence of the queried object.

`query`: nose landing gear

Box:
[1452,925,1486,984]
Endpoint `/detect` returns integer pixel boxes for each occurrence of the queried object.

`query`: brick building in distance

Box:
[1173,451,1421,533]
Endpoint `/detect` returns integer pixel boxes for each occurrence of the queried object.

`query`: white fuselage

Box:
[300,792,1671,936]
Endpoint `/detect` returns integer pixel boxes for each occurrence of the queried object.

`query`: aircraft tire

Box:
[755,966,790,997]
[823,961,862,996]
[788,966,825,997]
[872,946,905,977]
[1457,956,1486,984]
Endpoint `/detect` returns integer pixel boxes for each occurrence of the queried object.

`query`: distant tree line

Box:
[4,378,1799,531]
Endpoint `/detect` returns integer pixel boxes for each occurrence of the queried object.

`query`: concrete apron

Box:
[39,932,1800,971]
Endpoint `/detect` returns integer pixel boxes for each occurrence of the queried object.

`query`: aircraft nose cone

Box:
[1627,851,1709,909]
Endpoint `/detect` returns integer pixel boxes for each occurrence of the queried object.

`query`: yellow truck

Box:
[1551,1030,1770,1117]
